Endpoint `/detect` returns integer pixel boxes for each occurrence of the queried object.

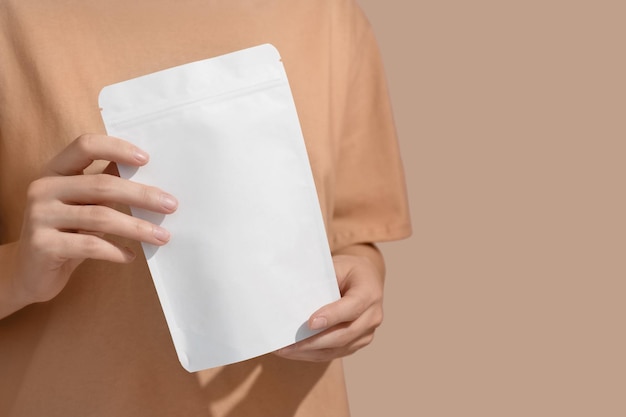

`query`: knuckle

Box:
[134,219,152,237]
[26,178,50,202]
[142,185,169,211]
[372,307,384,328]
[90,174,115,195]
[27,204,48,226]
[363,332,375,346]
[75,133,96,154]
[141,186,153,204]
[25,180,56,225]
[79,235,102,257]
[29,229,52,252]
[352,298,369,319]
[82,205,110,229]
[141,185,160,206]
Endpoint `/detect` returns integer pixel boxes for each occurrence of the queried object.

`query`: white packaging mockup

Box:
[99,44,340,372]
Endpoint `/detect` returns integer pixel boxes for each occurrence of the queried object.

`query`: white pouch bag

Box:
[99,44,340,372]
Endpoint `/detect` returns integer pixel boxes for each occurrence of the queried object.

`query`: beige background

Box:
[345,1,625,416]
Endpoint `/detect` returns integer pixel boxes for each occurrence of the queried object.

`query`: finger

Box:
[60,204,171,245]
[275,332,375,362]
[275,346,337,362]
[39,230,137,264]
[64,233,137,263]
[45,134,149,176]
[285,308,380,354]
[309,255,383,331]
[308,287,378,331]
[49,174,178,213]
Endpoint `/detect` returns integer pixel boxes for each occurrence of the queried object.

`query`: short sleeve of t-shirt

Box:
[328,4,412,251]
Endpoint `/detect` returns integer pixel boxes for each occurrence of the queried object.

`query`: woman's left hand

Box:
[275,249,385,362]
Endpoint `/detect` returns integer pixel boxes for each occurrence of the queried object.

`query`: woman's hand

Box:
[275,246,386,362]
[4,134,177,315]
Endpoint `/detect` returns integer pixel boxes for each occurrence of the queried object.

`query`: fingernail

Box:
[134,148,149,164]
[160,194,178,211]
[153,226,171,243]
[311,317,328,330]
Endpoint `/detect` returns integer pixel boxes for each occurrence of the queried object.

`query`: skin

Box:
[276,243,386,362]
[0,134,386,362]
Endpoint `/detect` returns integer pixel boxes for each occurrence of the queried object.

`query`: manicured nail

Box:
[160,194,178,211]
[134,148,149,164]
[153,226,171,243]
[310,317,328,330]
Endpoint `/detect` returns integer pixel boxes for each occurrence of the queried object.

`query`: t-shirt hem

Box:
[330,222,412,252]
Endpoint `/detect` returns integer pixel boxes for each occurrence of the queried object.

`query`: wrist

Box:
[332,243,386,277]
[0,241,35,318]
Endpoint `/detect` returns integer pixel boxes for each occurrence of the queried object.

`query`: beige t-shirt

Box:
[0,0,411,416]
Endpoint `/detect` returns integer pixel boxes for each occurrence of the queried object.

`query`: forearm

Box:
[0,241,31,319]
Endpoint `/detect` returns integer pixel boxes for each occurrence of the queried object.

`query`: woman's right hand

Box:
[9,134,178,310]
